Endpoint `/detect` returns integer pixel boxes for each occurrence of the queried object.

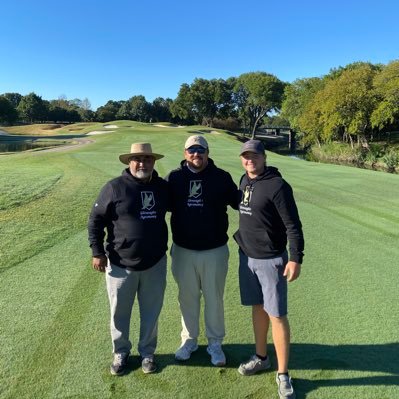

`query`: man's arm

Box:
[88,183,113,272]
[224,171,241,210]
[273,181,305,270]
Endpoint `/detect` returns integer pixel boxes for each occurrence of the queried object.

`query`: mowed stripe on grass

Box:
[0,121,398,399]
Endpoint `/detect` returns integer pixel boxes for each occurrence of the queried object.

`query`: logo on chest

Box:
[189,180,202,198]
[141,191,155,210]
[241,185,253,206]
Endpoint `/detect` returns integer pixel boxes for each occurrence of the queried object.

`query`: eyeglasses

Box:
[186,146,206,154]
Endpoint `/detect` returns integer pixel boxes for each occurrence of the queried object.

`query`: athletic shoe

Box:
[175,342,198,361]
[276,373,296,399]
[141,356,157,374]
[206,343,226,366]
[238,354,271,376]
[110,352,130,376]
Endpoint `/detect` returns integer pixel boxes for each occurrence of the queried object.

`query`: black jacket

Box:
[166,158,239,250]
[88,169,168,270]
[234,166,304,263]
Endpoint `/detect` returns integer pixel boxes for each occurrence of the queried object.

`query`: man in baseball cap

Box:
[234,139,304,399]
[166,135,239,367]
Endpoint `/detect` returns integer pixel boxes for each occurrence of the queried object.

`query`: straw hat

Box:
[119,143,164,164]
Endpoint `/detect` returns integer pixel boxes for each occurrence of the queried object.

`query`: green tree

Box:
[2,92,23,108]
[170,84,196,124]
[114,96,151,122]
[234,72,285,138]
[371,60,399,131]
[96,101,123,122]
[319,64,378,147]
[0,96,18,124]
[281,77,324,132]
[17,92,48,123]
[171,79,234,126]
[150,97,173,122]
[190,78,233,126]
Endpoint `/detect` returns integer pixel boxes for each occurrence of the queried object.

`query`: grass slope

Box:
[0,121,398,399]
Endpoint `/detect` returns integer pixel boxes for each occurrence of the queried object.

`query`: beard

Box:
[133,169,152,180]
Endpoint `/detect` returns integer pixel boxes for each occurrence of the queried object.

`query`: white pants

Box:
[105,255,167,357]
[171,244,229,345]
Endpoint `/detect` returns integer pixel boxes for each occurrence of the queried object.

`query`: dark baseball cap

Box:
[239,140,265,156]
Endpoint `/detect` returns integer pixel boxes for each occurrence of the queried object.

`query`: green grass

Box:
[0,121,398,399]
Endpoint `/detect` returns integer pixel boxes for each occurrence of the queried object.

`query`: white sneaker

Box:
[207,343,226,366]
[276,373,296,399]
[175,341,198,361]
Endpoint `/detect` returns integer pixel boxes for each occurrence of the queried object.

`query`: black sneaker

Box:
[110,352,130,376]
[142,356,157,374]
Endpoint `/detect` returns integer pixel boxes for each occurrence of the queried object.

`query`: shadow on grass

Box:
[119,342,399,397]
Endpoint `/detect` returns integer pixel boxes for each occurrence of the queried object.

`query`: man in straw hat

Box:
[166,135,239,367]
[88,142,168,376]
[234,140,304,399]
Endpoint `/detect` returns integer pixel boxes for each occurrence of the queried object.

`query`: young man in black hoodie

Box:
[166,135,238,367]
[88,143,168,376]
[234,140,304,399]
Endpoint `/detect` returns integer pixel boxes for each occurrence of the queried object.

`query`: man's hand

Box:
[92,255,108,273]
[283,261,301,282]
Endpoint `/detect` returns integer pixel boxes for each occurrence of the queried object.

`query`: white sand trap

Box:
[154,124,186,128]
[0,130,10,135]
[104,124,118,129]
[192,130,221,135]
[87,130,115,135]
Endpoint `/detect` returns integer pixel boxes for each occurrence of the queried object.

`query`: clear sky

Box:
[1,0,398,110]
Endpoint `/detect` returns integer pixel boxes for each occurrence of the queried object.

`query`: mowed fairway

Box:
[0,121,398,399]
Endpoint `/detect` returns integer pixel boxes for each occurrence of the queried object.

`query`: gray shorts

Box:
[239,249,288,317]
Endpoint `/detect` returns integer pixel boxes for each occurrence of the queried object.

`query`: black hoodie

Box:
[233,166,304,263]
[166,158,239,250]
[88,168,168,270]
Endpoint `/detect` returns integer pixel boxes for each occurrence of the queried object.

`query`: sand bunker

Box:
[87,130,115,135]
[104,124,118,129]
[153,124,185,128]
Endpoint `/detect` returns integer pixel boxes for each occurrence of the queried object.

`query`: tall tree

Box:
[96,101,123,122]
[170,84,195,124]
[234,72,285,138]
[371,60,399,131]
[0,96,18,124]
[281,77,324,132]
[150,97,172,122]
[318,64,378,147]
[2,92,23,108]
[17,92,48,123]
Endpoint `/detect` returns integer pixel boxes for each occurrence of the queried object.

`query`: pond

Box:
[0,140,67,153]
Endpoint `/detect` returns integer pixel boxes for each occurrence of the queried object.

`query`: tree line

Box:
[1,60,399,148]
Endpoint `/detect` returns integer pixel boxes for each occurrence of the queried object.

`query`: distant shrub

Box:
[382,150,399,172]
[310,142,365,165]
[212,117,241,132]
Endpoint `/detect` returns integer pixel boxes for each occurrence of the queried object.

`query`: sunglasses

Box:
[186,146,206,154]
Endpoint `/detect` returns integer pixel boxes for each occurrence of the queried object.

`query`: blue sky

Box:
[1,0,398,110]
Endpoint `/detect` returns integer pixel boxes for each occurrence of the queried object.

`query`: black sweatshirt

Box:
[88,168,168,270]
[166,158,239,250]
[234,166,304,263]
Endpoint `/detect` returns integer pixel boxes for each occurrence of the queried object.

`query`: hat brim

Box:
[119,152,164,165]
[239,150,264,156]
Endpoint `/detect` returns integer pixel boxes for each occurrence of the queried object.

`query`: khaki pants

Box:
[171,244,229,346]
